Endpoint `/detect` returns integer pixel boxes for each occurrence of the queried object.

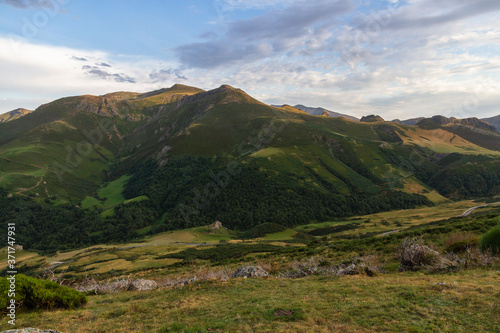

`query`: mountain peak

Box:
[360,115,385,123]
[0,108,33,123]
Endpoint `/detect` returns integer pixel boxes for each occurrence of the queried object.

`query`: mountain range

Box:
[1,84,500,243]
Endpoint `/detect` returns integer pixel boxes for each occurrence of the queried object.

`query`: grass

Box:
[5,198,500,279]
[11,269,500,332]
[98,175,131,206]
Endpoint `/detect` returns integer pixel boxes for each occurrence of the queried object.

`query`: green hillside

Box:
[1,84,500,251]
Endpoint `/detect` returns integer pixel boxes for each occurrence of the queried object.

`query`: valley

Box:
[0,84,499,333]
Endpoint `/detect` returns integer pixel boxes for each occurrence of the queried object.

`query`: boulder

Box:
[232,266,269,278]
[127,279,158,291]
[1,329,63,333]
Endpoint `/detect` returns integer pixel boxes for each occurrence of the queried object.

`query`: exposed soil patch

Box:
[273,309,296,317]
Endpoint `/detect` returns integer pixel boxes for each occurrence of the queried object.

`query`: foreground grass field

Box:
[10,269,500,332]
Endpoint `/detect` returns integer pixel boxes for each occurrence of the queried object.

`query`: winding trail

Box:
[460,202,500,217]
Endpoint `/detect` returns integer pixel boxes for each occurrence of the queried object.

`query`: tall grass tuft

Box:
[480,223,500,254]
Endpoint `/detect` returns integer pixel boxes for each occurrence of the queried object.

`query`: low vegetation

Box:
[0,274,87,312]
[480,222,500,254]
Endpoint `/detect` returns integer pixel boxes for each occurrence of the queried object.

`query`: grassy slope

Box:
[1,84,499,204]
[4,201,500,332]
[4,198,499,278]
[0,85,204,201]
[11,270,500,332]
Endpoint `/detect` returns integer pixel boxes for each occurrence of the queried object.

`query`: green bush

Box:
[0,274,87,312]
[480,224,500,254]
[241,223,287,239]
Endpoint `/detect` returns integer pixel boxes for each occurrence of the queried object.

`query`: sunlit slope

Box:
[1,83,499,204]
[0,84,204,200]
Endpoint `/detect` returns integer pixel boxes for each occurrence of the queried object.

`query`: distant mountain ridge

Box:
[292,104,359,121]
[393,115,499,133]
[481,115,500,132]
[271,104,359,121]
[0,108,32,123]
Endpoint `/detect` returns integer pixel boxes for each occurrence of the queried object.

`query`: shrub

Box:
[397,238,440,271]
[0,274,87,312]
[444,232,479,253]
[480,223,500,254]
[241,223,287,239]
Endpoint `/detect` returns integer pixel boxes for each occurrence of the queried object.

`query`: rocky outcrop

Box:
[293,104,359,121]
[416,115,498,133]
[459,117,497,132]
[360,115,384,123]
[1,329,63,333]
[75,96,120,117]
[232,266,269,278]
[208,221,223,231]
[127,279,158,291]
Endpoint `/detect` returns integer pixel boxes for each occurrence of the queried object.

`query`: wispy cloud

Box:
[0,0,55,9]
[149,68,188,81]
[82,65,135,83]
[176,0,353,68]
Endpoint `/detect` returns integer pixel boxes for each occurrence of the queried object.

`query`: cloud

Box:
[176,0,353,68]
[0,0,55,9]
[85,68,136,83]
[0,37,180,113]
[149,68,188,81]
[1,0,500,120]
[351,0,500,31]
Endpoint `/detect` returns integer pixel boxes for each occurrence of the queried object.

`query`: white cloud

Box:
[1,0,500,120]
[0,37,184,113]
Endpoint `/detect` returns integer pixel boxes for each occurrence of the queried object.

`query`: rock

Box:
[127,279,158,291]
[1,329,63,333]
[360,115,384,122]
[232,266,269,278]
[208,221,223,231]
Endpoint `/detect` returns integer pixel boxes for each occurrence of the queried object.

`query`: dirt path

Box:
[460,202,500,217]
[0,155,46,170]
[15,176,44,196]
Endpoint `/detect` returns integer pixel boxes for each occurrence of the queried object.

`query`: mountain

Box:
[0,108,32,123]
[360,115,384,122]
[2,83,500,250]
[482,115,500,132]
[392,117,425,126]
[292,105,359,121]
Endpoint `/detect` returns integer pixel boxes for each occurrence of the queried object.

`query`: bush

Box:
[444,232,479,253]
[397,238,440,271]
[241,223,287,239]
[480,223,500,254]
[0,274,87,312]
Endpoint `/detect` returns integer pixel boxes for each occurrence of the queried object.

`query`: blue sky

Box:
[0,0,499,120]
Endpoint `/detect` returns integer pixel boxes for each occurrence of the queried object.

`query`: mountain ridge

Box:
[1,83,500,237]
[0,108,33,123]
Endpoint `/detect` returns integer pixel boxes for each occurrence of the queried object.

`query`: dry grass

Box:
[12,269,500,332]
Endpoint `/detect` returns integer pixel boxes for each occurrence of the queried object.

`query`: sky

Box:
[0,0,499,120]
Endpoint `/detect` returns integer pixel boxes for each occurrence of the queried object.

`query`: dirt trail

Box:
[461,202,500,217]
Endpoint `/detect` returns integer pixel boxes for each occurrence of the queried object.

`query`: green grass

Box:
[263,229,297,241]
[98,175,132,206]
[11,269,500,332]
[81,196,102,209]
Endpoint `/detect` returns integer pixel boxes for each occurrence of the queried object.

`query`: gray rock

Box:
[1,329,63,333]
[127,279,158,291]
[232,266,269,278]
